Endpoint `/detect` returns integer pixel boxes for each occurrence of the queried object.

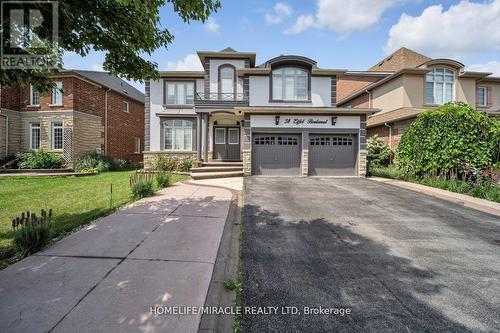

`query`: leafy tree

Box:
[396,102,497,179]
[367,135,392,166]
[0,0,221,91]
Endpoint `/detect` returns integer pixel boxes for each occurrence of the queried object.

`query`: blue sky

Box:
[63,0,500,92]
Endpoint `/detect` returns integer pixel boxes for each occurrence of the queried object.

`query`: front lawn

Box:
[0,171,189,260]
[371,166,500,203]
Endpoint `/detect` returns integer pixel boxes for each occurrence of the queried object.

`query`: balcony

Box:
[194,92,249,107]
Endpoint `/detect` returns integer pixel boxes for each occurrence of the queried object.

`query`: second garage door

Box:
[252,134,301,176]
[309,134,357,176]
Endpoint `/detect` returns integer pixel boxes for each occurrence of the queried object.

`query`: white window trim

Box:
[477,86,488,107]
[50,121,64,151]
[271,67,309,101]
[165,81,195,106]
[29,85,40,106]
[123,101,129,113]
[29,123,41,150]
[215,128,226,144]
[425,67,456,105]
[50,81,63,106]
[228,128,239,145]
[163,120,193,151]
[134,137,141,153]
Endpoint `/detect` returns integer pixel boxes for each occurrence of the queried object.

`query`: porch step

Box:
[201,162,243,167]
[191,166,243,173]
[190,170,244,180]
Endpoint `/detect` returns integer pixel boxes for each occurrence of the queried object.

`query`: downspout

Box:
[104,88,111,155]
[0,112,8,157]
[384,122,392,164]
[365,89,372,108]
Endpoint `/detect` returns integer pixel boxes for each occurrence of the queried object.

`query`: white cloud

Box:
[385,1,500,58]
[286,0,400,35]
[91,63,103,71]
[204,18,220,34]
[166,54,203,71]
[265,2,293,25]
[468,61,500,76]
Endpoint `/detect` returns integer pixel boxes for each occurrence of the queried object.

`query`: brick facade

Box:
[0,74,144,165]
[367,118,413,151]
[337,75,380,101]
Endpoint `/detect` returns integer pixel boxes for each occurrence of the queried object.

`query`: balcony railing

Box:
[194,92,248,106]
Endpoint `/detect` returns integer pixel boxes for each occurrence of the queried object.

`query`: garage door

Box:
[309,134,357,176]
[252,134,301,176]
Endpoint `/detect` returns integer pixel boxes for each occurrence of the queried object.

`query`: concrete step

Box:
[190,170,244,180]
[191,166,243,173]
[202,162,242,167]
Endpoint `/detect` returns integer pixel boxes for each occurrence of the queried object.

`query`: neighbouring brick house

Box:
[337,47,500,151]
[0,70,145,165]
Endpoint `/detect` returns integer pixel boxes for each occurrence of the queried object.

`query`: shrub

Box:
[131,180,154,199]
[12,209,53,256]
[370,166,406,180]
[17,150,65,169]
[367,135,392,166]
[155,173,171,188]
[396,102,497,179]
[153,155,195,172]
[74,152,123,173]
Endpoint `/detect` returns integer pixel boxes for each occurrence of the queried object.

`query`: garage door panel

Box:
[309,135,357,176]
[252,134,301,176]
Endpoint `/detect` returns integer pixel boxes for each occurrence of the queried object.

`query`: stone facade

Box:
[301,149,309,176]
[359,150,367,177]
[0,115,6,159]
[242,149,251,176]
[143,151,197,170]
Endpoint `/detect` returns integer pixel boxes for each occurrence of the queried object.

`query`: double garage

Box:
[249,115,363,177]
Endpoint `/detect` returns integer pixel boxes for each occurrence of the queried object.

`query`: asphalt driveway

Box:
[241,177,500,333]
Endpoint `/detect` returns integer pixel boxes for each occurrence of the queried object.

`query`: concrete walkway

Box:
[0,182,232,333]
[370,177,500,216]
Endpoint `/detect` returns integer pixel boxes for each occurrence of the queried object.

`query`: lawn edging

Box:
[369,177,500,217]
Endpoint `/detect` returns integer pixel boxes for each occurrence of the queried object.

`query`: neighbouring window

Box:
[164,119,193,150]
[134,137,141,153]
[123,101,129,113]
[477,86,487,107]
[51,122,63,150]
[272,67,308,101]
[51,81,63,105]
[30,123,41,150]
[425,67,455,105]
[165,81,194,105]
[219,65,235,99]
[30,85,40,105]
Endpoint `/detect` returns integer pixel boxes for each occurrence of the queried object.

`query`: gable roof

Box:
[70,70,145,103]
[369,47,431,72]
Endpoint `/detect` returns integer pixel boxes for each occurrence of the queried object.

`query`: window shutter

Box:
[487,87,493,107]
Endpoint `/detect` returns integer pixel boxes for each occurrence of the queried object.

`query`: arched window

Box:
[272,67,308,101]
[426,67,455,105]
[219,65,235,100]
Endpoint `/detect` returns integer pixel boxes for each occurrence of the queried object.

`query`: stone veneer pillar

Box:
[242,115,251,175]
[301,149,309,176]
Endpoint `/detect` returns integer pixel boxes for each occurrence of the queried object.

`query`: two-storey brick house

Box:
[0,70,145,165]
[144,48,378,177]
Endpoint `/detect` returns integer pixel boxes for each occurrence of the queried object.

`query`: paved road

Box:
[241,177,500,333]
[0,182,232,333]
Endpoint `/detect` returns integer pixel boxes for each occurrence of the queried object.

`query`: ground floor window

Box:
[30,123,41,150]
[51,122,63,150]
[134,137,141,153]
[164,119,193,150]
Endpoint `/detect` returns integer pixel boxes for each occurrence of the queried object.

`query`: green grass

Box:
[0,171,189,259]
[371,166,500,203]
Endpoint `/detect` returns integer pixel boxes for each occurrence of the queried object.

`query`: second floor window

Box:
[272,67,308,101]
[164,119,193,150]
[52,81,63,105]
[123,101,129,113]
[166,82,194,105]
[477,86,488,107]
[426,67,454,105]
[219,65,235,99]
[30,85,40,105]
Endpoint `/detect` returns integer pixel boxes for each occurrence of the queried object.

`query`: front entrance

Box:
[213,127,241,161]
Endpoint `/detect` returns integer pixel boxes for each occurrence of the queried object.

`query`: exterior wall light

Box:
[331,117,338,126]
[275,116,280,125]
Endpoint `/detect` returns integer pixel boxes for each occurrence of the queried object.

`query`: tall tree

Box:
[0,0,220,91]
